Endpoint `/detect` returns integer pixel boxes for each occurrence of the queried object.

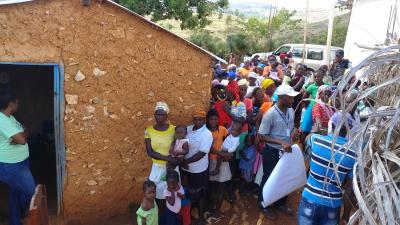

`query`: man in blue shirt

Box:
[298,112,356,225]
[258,85,300,220]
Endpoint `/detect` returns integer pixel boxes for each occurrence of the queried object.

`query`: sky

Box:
[229,0,334,10]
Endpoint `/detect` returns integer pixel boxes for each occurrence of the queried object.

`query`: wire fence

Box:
[332,45,400,225]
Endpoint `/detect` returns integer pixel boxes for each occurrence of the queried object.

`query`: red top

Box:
[215,100,232,128]
[312,103,335,128]
[227,80,240,102]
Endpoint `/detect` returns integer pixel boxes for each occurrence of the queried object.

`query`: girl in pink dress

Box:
[167,125,189,169]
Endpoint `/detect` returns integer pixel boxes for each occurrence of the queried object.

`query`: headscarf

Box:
[261,78,274,90]
[228,71,237,80]
[237,79,249,86]
[248,72,258,79]
[316,85,331,101]
[155,102,169,114]
[211,79,220,87]
[227,64,237,71]
[257,63,266,69]
[192,109,207,118]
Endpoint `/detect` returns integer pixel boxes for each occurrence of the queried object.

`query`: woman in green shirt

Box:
[0,90,36,225]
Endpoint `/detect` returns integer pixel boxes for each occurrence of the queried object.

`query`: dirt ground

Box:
[85,190,301,225]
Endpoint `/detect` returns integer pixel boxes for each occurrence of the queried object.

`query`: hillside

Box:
[158,12,350,50]
[158,14,245,40]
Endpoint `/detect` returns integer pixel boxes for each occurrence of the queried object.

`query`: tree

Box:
[268,9,301,50]
[245,18,268,37]
[189,30,228,57]
[116,0,229,30]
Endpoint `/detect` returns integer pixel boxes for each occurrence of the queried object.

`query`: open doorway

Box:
[0,63,64,224]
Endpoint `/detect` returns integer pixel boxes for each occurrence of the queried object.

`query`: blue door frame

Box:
[0,62,65,215]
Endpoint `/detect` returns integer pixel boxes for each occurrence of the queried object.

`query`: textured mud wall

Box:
[0,1,213,223]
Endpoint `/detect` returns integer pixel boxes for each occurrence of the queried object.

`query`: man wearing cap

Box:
[257,85,300,219]
[181,109,213,225]
[299,112,356,225]
[329,49,351,82]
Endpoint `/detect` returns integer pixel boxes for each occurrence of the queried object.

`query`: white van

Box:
[253,44,343,71]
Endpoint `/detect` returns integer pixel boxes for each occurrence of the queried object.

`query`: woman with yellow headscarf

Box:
[255,79,277,130]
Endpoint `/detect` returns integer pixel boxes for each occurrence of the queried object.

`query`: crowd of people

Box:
[0,47,374,225]
[137,49,372,225]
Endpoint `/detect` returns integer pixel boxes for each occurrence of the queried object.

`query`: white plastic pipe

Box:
[326,0,336,67]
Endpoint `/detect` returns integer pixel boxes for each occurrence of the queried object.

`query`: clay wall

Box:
[0,0,213,223]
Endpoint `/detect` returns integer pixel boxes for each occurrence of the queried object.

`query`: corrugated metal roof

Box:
[0,0,32,5]
[104,0,228,64]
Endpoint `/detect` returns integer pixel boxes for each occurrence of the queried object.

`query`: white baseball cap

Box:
[276,85,300,96]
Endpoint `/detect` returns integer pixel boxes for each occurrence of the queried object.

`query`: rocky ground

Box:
[96,189,301,225]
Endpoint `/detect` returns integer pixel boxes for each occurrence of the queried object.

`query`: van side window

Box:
[292,47,304,58]
[275,46,291,54]
[307,49,323,60]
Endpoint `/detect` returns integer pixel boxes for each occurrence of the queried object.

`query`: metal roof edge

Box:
[104,0,228,64]
[0,0,33,5]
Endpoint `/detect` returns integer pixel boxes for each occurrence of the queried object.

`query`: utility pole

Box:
[302,0,309,63]
[326,0,336,67]
[267,0,274,51]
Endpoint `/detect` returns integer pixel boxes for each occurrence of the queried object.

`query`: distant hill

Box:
[227,0,348,22]
[158,14,244,40]
[158,12,350,42]
[226,0,271,18]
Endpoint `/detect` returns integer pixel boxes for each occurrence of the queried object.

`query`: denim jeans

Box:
[298,198,340,225]
[0,159,36,225]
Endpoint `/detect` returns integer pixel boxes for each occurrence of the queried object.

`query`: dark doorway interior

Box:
[0,64,57,224]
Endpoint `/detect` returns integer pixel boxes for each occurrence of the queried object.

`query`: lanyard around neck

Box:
[274,105,289,127]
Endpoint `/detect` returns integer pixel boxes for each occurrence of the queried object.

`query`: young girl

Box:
[239,134,257,194]
[167,125,189,169]
[207,109,229,217]
[137,181,158,225]
[160,170,185,225]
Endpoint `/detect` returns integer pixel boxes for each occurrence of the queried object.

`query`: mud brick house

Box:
[0,0,225,223]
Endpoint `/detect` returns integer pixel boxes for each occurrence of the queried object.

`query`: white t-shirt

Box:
[256,75,265,87]
[222,134,240,153]
[183,125,213,173]
[163,185,184,213]
[245,86,257,98]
